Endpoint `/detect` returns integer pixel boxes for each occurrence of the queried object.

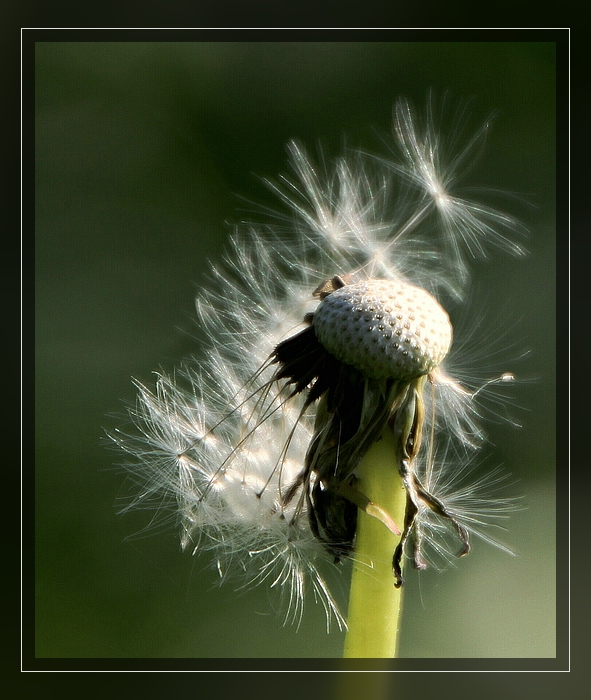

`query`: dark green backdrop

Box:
[34,39,558,662]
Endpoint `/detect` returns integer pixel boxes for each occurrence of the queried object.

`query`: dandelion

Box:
[108,96,526,657]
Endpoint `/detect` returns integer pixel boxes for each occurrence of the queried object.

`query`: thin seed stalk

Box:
[343,426,405,658]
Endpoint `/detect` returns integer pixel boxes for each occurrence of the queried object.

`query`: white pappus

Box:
[109,96,527,630]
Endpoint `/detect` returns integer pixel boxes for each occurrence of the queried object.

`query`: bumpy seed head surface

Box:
[312,279,452,380]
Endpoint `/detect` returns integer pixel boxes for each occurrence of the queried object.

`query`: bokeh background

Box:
[34,39,559,663]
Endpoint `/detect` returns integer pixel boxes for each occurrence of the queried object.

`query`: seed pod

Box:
[312,279,453,379]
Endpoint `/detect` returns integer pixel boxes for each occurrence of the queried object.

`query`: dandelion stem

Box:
[343,427,405,658]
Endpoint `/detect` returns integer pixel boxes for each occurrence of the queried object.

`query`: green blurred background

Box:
[34,40,557,662]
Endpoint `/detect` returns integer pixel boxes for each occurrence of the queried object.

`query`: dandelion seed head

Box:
[108,96,527,628]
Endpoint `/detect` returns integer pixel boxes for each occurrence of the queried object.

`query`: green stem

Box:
[343,427,406,658]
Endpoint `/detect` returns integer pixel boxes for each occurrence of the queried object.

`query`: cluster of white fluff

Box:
[109,96,526,629]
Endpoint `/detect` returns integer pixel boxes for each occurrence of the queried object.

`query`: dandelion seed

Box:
[378,95,528,287]
[108,97,526,636]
